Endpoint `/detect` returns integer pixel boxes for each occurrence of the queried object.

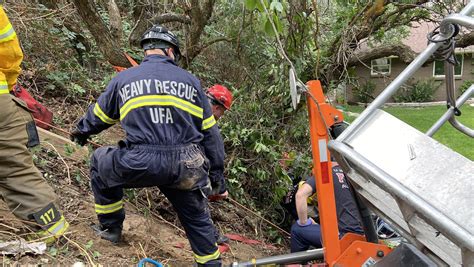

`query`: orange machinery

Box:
[305,80,391,266]
[232,80,392,267]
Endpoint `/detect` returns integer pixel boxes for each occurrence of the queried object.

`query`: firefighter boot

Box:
[91,224,122,244]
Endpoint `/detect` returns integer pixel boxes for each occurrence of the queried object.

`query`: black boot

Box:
[91,224,122,244]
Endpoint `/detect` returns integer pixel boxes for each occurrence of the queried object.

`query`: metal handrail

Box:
[328,140,474,252]
[338,1,474,143]
[426,85,474,136]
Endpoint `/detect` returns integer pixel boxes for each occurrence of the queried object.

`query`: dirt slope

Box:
[0,112,287,265]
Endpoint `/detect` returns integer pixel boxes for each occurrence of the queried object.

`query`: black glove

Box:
[210,179,227,195]
[70,128,89,146]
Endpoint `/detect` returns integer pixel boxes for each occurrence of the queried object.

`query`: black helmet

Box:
[140,25,181,59]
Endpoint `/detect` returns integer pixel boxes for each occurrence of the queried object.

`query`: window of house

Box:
[371,58,391,76]
[433,54,464,78]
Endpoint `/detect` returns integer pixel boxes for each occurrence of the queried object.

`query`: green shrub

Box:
[353,80,376,103]
[394,79,439,102]
[459,80,473,94]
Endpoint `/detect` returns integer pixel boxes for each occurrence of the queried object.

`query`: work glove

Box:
[208,180,228,202]
[70,128,89,146]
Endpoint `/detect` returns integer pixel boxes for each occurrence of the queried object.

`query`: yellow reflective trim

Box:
[95,205,123,214]
[36,216,69,244]
[202,115,216,130]
[95,200,124,214]
[194,249,220,264]
[0,80,8,94]
[93,103,118,124]
[46,216,69,235]
[120,95,203,120]
[0,23,16,43]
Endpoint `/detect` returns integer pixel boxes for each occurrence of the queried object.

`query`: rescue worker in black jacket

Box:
[71,25,227,266]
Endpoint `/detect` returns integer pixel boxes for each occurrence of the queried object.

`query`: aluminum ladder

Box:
[329,2,474,266]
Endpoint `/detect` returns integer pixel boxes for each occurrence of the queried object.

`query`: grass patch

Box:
[343,105,473,160]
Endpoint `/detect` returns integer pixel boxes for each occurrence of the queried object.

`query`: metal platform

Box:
[329,109,473,266]
[328,3,474,265]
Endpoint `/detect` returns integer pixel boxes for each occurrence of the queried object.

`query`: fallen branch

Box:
[44,141,71,185]
[63,235,97,267]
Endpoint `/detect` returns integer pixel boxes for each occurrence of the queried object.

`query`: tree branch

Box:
[348,43,416,66]
[200,37,233,51]
[153,13,191,24]
[457,31,474,48]
[72,0,130,67]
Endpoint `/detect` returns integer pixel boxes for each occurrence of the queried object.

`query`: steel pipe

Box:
[230,249,324,266]
[426,85,474,136]
[441,14,474,29]
[338,1,474,143]
[328,141,474,252]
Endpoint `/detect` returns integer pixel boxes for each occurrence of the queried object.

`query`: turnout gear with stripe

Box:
[0,4,68,243]
[75,53,225,266]
[0,5,22,93]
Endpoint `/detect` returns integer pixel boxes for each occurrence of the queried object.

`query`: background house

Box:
[348,22,474,103]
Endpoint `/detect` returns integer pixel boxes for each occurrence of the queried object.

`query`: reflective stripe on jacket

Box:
[0,5,23,93]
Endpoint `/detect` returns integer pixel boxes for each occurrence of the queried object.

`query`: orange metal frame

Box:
[305,80,391,266]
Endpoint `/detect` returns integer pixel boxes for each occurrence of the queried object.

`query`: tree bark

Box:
[106,0,123,40]
[348,43,416,66]
[72,0,130,67]
[182,0,216,67]
[129,12,190,47]
[457,32,474,48]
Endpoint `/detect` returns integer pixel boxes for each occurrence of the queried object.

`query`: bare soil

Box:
[0,99,288,265]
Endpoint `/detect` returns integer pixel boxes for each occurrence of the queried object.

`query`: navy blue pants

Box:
[90,142,220,266]
[290,223,323,252]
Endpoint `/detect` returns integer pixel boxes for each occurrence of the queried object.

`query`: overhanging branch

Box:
[348,43,416,66]
[456,32,474,48]
[152,13,191,24]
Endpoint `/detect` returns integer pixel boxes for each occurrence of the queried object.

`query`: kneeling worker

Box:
[290,125,363,252]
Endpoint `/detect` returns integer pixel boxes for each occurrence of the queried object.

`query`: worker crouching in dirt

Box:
[290,124,364,252]
[71,25,227,266]
[0,4,69,244]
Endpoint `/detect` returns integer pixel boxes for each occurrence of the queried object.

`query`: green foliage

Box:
[14,0,461,242]
[353,80,376,103]
[394,79,440,103]
[459,80,473,94]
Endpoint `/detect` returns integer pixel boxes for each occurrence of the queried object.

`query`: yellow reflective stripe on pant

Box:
[0,22,16,43]
[36,215,69,241]
[0,80,8,94]
[202,115,216,130]
[93,103,118,124]
[120,95,203,120]
[194,249,220,264]
[95,200,124,214]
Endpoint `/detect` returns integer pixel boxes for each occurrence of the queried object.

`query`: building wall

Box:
[348,52,474,102]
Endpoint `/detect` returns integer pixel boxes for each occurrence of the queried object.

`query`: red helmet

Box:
[206,84,233,110]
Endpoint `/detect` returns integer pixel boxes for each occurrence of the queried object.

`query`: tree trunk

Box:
[348,43,416,66]
[107,0,123,40]
[72,0,130,67]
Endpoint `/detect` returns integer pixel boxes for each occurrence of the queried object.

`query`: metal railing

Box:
[337,1,474,142]
[329,1,474,265]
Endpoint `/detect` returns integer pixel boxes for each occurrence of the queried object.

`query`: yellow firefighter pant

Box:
[0,94,57,221]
